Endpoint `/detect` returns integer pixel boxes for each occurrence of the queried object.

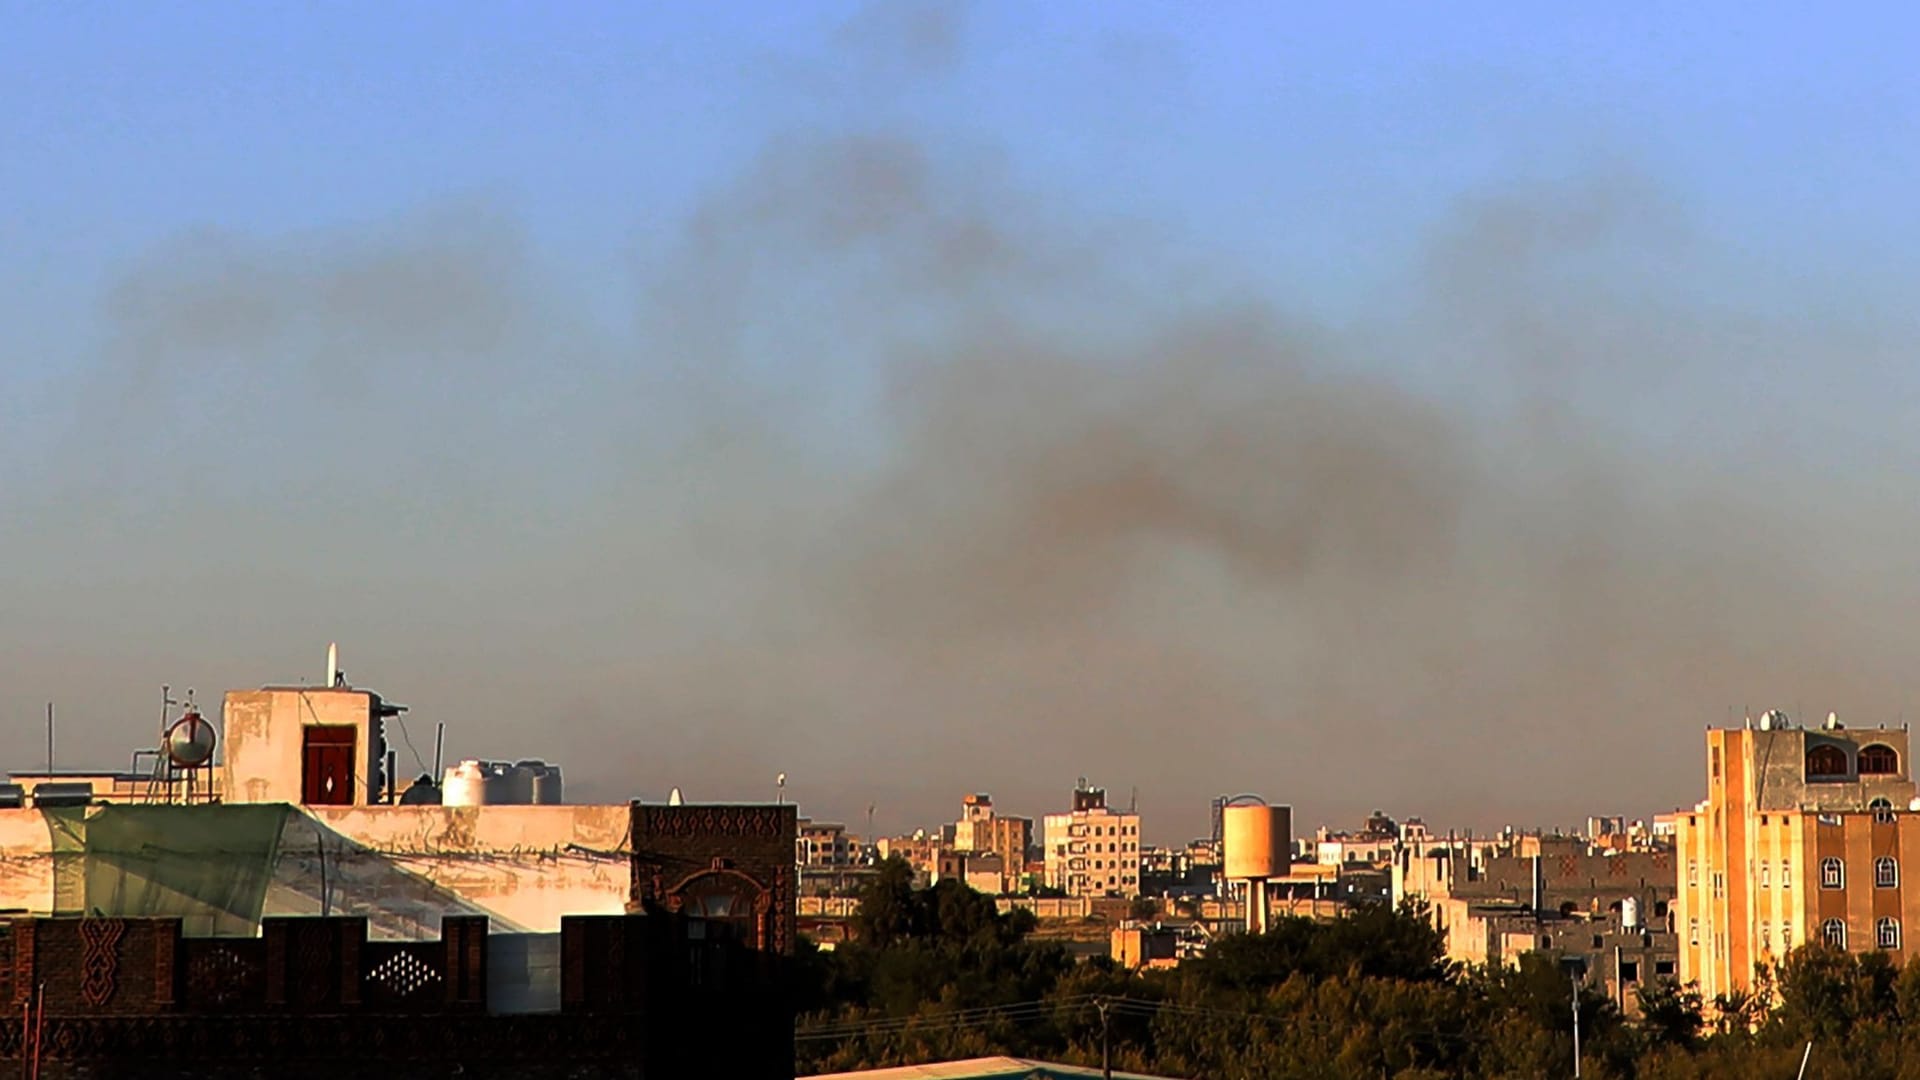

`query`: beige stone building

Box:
[1043,780,1141,899]
[950,794,1033,895]
[1677,714,1917,1003]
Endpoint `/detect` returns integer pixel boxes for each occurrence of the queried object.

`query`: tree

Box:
[1637,978,1705,1051]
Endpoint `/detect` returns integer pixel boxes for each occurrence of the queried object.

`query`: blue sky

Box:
[8,2,1916,353]
[5,3,1920,835]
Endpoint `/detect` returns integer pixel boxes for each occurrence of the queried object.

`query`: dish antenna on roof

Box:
[1826,712,1843,731]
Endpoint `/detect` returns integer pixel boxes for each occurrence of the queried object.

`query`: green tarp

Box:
[43,803,291,936]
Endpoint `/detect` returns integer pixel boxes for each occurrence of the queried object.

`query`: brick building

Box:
[0,800,798,1078]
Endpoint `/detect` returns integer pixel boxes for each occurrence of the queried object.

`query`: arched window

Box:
[1824,918,1848,949]
[1871,797,1896,824]
[1820,857,1845,889]
[1860,744,1900,775]
[1807,745,1850,778]
[1879,918,1902,950]
[1876,856,1899,889]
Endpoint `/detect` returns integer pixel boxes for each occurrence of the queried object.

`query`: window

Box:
[1821,857,1845,890]
[1761,922,1772,951]
[1861,744,1900,775]
[1712,746,1722,778]
[1877,856,1899,889]
[1688,861,1699,886]
[1656,960,1675,976]
[1872,798,1897,824]
[1688,918,1700,946]
[1782,861,1792,888]
[1761,864,1771,888]
[1807,745,1850,778]
[1783,925,1793,949]
[1879,918,1902,950]
[1713,872,1725,899]
[1824,919,1848,949]
[1620,960,1638,983]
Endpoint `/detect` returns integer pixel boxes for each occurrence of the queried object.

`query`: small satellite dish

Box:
[1826,711,1843,731]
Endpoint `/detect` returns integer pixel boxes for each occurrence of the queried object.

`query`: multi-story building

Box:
[949,793,1034,894]
[1043,779,1142,898]
[1395,829,1678,1005]
[1677,713,1917,1003]
[875,831,944,885]
[798,819,855,867]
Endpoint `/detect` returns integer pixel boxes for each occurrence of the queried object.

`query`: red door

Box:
[302,725,356,805]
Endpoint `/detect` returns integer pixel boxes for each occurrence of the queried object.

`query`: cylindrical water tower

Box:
[1221,800,1293,935]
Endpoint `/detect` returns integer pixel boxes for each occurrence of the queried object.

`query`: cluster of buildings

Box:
[4,647,1910,1066]
[0,652,798,1076]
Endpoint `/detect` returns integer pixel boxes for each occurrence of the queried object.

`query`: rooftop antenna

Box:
[432,722,445,780]
[326,643,339,688]
[45,703,53,777]
[1129,786,1137,814]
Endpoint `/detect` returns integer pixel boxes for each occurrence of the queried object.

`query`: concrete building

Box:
[950,794,1034,895]
[875,832,944,886]
[1043,780,1141,899]
[1677,713,1919,1004]
[798,819,856,867]
[1395,830,1677,995]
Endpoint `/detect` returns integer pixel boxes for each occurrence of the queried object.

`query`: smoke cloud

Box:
[7,2,1920,840]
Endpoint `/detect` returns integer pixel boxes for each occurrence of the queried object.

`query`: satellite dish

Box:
[668,787,684,806]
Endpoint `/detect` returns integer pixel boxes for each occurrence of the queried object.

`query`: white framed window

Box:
[1782,861,1792,888]
[1688,917,1700,946]
[1821,857,1845,890]
[1879,917,1902,950]
[1688,861,1699,886]
[1824,918,1847,949]
[1877,856,1899,889]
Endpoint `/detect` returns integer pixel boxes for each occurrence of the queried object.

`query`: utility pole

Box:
[1095,996,1111,1080]
[1571,974,1582,1079]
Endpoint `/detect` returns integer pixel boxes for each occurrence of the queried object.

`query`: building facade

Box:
[1043,781,1141,899]
[1677,716,1917,1003]
[949,794,1034,895]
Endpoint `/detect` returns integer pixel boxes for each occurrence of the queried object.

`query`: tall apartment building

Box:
[1677,713,1916,1003]
[1043,779,1142,898]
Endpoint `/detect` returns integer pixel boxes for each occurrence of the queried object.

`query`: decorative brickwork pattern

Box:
[77,920,124,1008]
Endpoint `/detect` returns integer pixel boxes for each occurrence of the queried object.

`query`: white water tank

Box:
[1621,897,1640,931]
[443,761,487,807]
[1223,803,1293,881]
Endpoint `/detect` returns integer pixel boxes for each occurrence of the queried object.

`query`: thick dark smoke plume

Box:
[6,3,1920,839]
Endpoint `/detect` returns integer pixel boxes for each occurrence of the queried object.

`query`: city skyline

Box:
[11,3,1920,838]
